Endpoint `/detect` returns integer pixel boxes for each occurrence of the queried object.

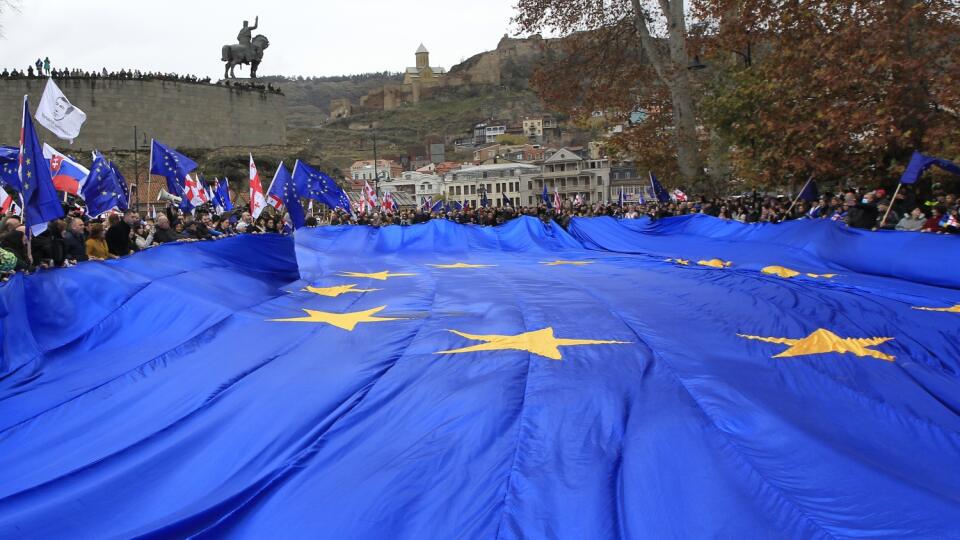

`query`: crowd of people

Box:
[0,184,956,277]
[1,59,283,94]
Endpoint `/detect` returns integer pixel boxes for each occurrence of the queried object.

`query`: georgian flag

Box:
[574,193,583,206]
[249,154,267,219]
[362,180,378,210]
[382,191,396,213]
[672,189,688,202]
[184,175,209,207]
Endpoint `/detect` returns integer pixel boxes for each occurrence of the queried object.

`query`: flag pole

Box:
[785,174,813,217]
[879,182,903,228]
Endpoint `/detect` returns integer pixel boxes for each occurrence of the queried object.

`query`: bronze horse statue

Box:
[222,34,270,79]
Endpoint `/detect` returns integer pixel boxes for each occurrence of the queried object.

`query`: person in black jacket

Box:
[153,215,181,244]
[105,211,139,256]
[63,217,88,262]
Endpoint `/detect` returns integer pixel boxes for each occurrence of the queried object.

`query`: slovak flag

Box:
[249,154,267,218]
[382,191,396,213]
[43,143,88,195]
[553,189,562,210]
[362,181,377,210]
[672,188,688,202]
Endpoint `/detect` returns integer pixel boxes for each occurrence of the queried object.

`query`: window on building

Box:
[597,176,603,185]
[470,185,476,194]
[583,177,591,187]
[495,183,501,193]
[449,186,455,195]
[486,183,492,192]
[528,181,533,190]
[455,186,461,195]
[571,178,578,187]
[560,179,566,187]
[528,196,533,205]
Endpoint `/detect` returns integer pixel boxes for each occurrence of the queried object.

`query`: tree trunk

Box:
[631,0,703,185]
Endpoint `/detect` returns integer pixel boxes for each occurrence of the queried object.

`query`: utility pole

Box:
[133,125,140,211]
[372,132,379,199]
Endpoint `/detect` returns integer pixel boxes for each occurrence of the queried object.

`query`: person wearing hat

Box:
[874,199,898,230]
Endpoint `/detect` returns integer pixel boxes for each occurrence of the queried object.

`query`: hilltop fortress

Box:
[354,35,551,113]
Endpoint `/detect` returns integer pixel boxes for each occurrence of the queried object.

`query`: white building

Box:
[443,162,539,208]
[519,148,613,206]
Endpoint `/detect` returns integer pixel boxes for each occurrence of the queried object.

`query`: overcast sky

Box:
[1,0,522,78]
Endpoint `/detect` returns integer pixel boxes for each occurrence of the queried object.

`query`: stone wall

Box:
[0,78,286,151]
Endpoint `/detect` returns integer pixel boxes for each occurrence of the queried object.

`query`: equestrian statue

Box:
[222,16,270,79]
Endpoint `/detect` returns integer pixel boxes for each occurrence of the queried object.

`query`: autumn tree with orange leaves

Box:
[515,0,960,191]
[696,0,960,188]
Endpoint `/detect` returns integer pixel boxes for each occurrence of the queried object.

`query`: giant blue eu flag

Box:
[1,214,960,538]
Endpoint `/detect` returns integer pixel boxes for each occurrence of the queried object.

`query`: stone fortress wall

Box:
[0,78,286,151]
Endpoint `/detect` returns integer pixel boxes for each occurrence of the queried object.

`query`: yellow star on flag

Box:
[337,271,416,281]
[698,259,732,269]
[303,284,379,297]
[666,258,690,265]
[270,305,406,331]
[427,262,495,269]
[761,266,836,279]
[738,328,895,361]
[436,327,628,361]
[913,304,960,313]
[540,260,593,266]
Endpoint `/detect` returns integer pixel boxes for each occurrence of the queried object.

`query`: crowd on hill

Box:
[0,58,283,94]
[0,185,956,277]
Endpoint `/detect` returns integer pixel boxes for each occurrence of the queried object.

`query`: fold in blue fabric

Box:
[1,216,959,538]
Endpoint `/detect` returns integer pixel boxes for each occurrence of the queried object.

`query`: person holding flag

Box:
[249,154,267,219]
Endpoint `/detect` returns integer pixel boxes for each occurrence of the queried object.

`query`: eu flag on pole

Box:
[149,139,197,210]
[430,199,444,213]
[480,189,489,208]
[649,171,671,203]
[109,161,130,210]
[900,151,960,184]
[214,178,233,212]
[267,162,305,229]
[798,178,819,202]
[19,96,64,234]
[82,154,126,218]
[501,192,513,207]
[541,184,551,209]
[291,160,350,213]
[1,146,22,189]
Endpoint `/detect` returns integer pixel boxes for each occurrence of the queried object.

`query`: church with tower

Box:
[403,44,447,85]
